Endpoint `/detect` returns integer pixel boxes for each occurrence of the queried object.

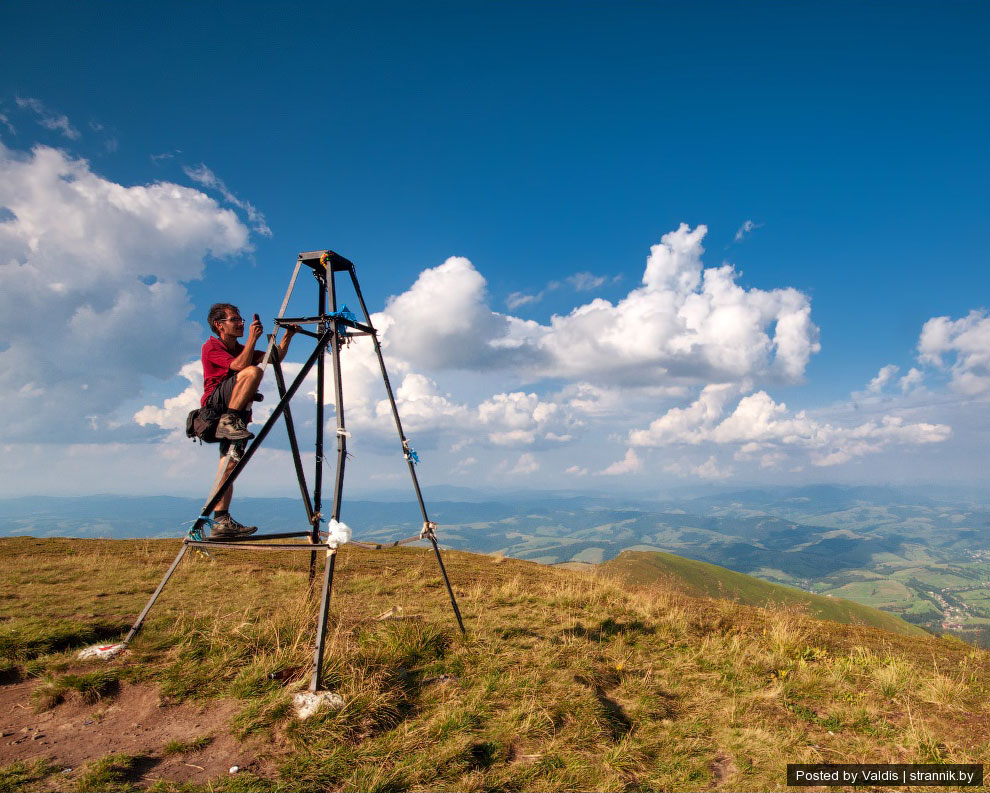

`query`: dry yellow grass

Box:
[1,537,989,791]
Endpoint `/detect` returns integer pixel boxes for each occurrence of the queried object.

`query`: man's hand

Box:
[248,313,263,344]
[276,323,298,363]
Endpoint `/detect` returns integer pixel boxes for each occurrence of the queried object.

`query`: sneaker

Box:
[211,514,258,539]
[216,412,254,441]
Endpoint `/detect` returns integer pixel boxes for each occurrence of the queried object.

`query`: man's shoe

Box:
[215,413,254,441]
[211,514,258,539]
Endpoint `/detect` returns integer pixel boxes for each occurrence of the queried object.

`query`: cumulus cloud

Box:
[918,310,990,395]
[599,448,642,476]
[867,364,900,393]
[183,163,272,238]
[376,372,470,434]
[133,361,202,433]
[0,141,251,441]
[379,224,820,388]
[378,256,519,370]
[477,391,568,446]
[898,367,924,393]
[15,97,80,140]
[509,452,539,475]
[629,386,950,467]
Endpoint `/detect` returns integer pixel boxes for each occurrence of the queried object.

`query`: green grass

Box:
[0,759,59,793]
[73,753,145,792]
[161,736,211,756]
[31,669,120,710]
[601,550,929,637]
[1,538,989,791]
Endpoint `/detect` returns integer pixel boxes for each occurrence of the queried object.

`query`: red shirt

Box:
[201,336,242,406]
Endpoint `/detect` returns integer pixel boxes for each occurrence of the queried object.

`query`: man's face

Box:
[216,311,245,339]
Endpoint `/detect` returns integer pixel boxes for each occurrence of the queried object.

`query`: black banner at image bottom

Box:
[787,764,983,787]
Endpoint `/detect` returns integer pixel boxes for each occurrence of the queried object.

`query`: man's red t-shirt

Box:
[201,336,242,406]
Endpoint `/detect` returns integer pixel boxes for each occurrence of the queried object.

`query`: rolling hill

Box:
[598,550,929,638]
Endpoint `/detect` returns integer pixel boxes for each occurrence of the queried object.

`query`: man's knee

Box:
[237,365,263,384]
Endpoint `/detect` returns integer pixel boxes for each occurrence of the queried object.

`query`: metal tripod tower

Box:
[122,250,465,692]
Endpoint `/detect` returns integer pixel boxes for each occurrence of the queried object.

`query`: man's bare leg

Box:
[227,366,263,411]
[211,368,262,518]
[216,455,237,512]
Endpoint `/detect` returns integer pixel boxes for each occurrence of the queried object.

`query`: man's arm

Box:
[276,324,297,361]
[228,314,264,371]
[250,324,297,364]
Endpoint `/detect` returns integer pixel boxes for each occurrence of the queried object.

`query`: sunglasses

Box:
[222,317,245,324]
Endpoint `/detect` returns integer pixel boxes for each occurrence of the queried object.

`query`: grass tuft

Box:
[31,669,120,711]
[161,736,212,756]
[0,758,59,792]
[73,752,147,793]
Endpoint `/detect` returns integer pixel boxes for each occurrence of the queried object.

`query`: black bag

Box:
[185,405,221,444]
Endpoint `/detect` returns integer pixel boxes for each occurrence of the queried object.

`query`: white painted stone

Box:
[77,643,126,660]
[293,691,344,720]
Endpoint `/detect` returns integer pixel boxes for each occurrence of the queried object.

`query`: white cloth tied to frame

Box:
[326,519,352,549]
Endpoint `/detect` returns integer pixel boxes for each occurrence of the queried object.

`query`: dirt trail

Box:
[0,677,269,787]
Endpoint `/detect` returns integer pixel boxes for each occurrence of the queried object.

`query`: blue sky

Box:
[0,2,987,497]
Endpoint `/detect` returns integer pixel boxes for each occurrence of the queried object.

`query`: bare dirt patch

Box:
[1,678,268,788]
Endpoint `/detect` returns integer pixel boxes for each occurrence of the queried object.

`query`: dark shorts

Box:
[205,371,238,414]
[205,373,247,458]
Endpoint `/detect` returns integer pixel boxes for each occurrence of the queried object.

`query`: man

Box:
[201,303,296,538]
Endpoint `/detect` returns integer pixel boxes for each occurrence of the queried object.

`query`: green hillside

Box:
[1,537,987,792]
[601,550,929,639]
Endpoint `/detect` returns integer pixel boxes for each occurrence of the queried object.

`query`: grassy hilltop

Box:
[1,537,989,792]
[597,551,930,639]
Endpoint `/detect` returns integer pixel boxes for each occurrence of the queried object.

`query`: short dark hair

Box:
[208,303,239,337]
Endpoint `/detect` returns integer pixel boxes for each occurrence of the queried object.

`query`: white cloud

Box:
[506,291,541,309]
[628,386,951,467]
[477,391,565,446]
[918,310,990,395]
[509,452,539,475]
[451,456,477,475]
[378,256,521,370]
[665,455,733,479]
[734,219,762,242]
[183,163,272,237]
[898,367,924,393]
[15,97,80,140]
[379,224,820,388]
[133,361,202,433]
[599,448,642,476]
[0,141,251,441]
[566,271,606,291]
[377,372,470,434]
[867,364,899,393]
[0,113,14,135]
[507,271,607,308]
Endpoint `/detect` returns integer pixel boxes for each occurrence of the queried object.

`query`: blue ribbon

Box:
[188,515,213,542]
[328,305,356,323]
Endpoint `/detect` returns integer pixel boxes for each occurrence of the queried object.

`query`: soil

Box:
[0,676,272,789]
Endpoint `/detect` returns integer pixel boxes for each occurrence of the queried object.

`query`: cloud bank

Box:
[378,223,821,387]
[0,141,251,441]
